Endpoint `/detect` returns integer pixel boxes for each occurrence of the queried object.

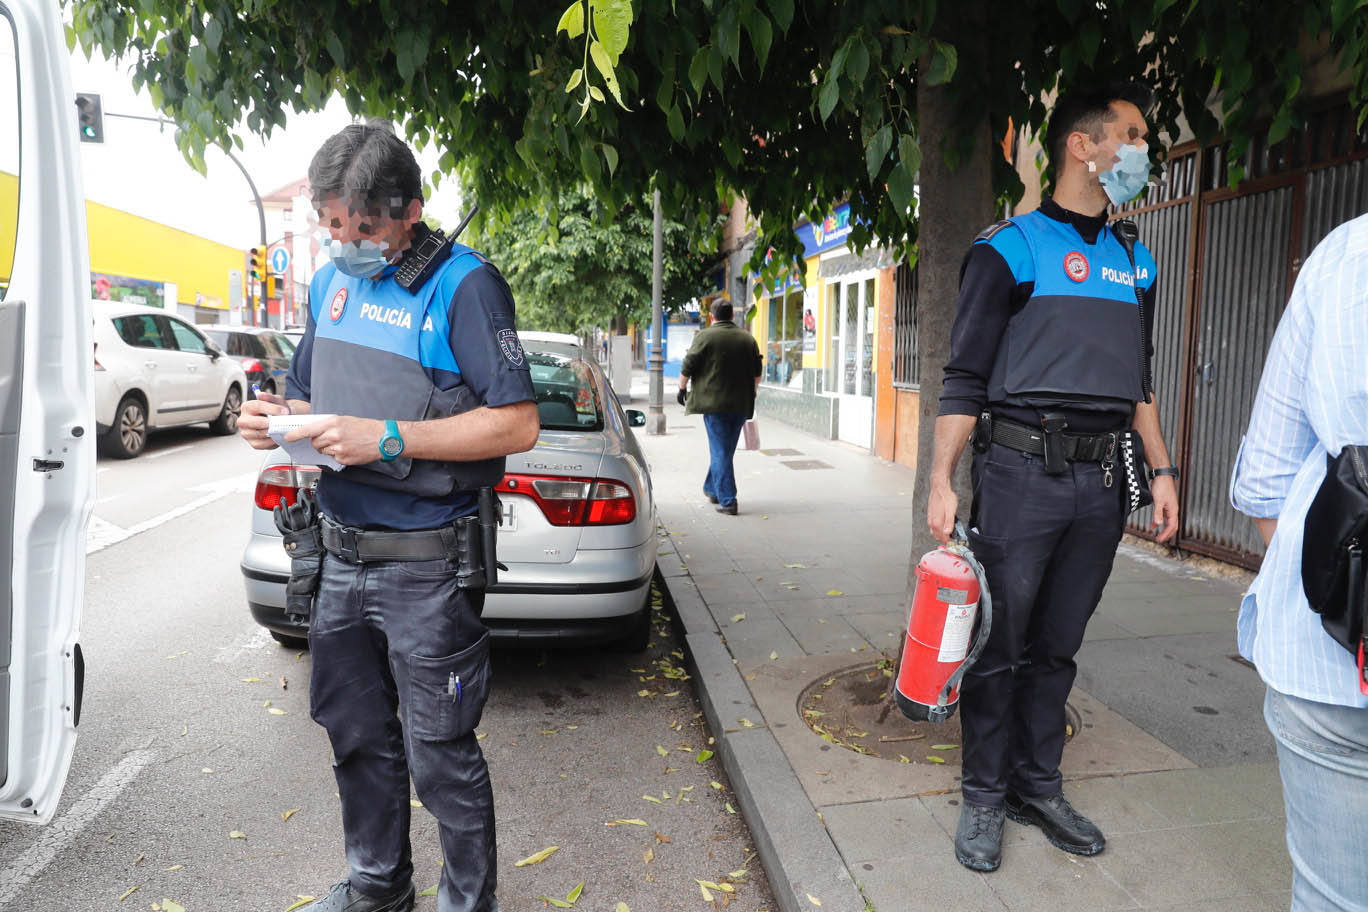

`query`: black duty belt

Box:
[320,515,457,563]
[990,419,1118,463]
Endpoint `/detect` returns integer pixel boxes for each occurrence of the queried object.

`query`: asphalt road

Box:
[0,429,776,912]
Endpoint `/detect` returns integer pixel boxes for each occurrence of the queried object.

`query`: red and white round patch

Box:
[1063,251,1090,282]
[329,288,348,322]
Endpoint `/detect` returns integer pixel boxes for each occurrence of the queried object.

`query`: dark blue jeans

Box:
[310,551,497,912]
[702,412,748,507]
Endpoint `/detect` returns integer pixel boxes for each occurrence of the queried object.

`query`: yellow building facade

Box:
[1,171,243,322]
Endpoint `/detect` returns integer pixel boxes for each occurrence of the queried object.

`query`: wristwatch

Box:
[1151,466,1180,481]
[378,419,405,462]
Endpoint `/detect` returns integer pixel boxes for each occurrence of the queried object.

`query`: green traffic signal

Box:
[75,93,104,143]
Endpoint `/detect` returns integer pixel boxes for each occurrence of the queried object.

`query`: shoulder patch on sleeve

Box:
[497,327,526,368]
[975,220,1012,242]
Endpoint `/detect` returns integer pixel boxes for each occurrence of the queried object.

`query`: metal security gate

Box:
[1117,102,1368,569]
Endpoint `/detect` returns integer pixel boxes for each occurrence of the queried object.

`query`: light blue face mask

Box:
[325,238,393,278]
[1097,143,1151,206]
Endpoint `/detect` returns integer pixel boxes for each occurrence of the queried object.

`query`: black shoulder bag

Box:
[1111,218,1154,516]
[1302,445,1368,693]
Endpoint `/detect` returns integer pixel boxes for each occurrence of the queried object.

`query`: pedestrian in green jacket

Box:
[677,300,763,515]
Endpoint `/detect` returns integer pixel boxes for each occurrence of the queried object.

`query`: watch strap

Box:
[1151,466,1180,479]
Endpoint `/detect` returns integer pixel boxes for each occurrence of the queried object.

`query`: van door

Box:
[0,0,95,824]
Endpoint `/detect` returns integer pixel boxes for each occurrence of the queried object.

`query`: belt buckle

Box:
[334,526,362,563]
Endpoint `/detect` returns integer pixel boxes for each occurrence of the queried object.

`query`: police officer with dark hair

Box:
[238,122,539,912]
[926,85,1180,873]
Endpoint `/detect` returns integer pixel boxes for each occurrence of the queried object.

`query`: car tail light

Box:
[254,463,322,511]
[93,342,105,371]
[240,358,263,373]
[496,473,636,526]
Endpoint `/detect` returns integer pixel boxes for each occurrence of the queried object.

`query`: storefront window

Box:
[825,281,841,393]
[763,290,804,388]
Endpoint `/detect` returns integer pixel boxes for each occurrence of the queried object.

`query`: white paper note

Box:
[267,414,343,470]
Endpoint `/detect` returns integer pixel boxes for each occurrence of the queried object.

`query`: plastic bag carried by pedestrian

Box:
[742,418,760,451]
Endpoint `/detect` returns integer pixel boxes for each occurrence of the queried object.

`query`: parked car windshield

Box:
[527,352,603,432]
[260,331,294,358]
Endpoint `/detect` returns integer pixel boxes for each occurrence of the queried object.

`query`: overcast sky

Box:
[64,46,468,250]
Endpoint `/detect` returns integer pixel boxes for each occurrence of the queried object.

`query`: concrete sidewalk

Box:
[630,377,1290,912]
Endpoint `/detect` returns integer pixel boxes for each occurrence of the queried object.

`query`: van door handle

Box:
[144,361,157,369]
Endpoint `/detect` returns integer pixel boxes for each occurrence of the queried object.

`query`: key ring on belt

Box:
[1100,432,1119,488]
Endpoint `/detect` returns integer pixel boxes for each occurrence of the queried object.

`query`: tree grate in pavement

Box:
[760,448,804,456]
[782,459,833,470]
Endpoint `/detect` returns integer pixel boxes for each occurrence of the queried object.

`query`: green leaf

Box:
[557,2,585,38]
[746,10,773,75]
[566,882,585,903]
[829,38,852,83]
[203,17,222,55]
[925,40,957,86]
[667,104,685,141]
[689,47,710,97]
[847,36,870,85]
[590,41,629,108]
[818,72,841,121]
[1078,19,1101,64]
[601,142,619,176]
[418,885,439,897]
[865,123,893,181]
[394,28,429,83]
[886,161,916,216]
[594,0,634,62]
[696,749,715,763]
[326,32,346,68]
[566,67,584,93]
[589,85,605,103]
[708,45,726,93]
[717,2,742,70]
[722,136,742,168]
[766,0,794,31]
[897,133,921,176]
[540,897,574,909]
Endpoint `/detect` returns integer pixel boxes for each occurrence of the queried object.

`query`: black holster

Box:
[449,488,505,590]
[1040,413,1069,475]
[273,490,323,624]
[972,410,993,454]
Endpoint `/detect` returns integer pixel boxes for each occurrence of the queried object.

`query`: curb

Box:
[657,529,868,912]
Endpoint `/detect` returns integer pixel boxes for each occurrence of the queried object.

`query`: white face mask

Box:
[1095,142,1151,206]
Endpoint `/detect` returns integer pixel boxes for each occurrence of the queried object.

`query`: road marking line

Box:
[0,750,155,905]
[146,444,194,460]
[1116,542,1188,577]
[214,627,275,664]
[86,471,257,556]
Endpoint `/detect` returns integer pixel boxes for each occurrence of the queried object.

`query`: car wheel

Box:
[209,385,243,435]
[270,630,309,650]
[609,593,653,653]
[99,396,147,459]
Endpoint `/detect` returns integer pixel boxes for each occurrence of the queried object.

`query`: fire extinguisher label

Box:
[938,603,977,663]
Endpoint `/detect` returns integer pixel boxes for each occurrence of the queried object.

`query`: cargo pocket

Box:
[407,631,492,741]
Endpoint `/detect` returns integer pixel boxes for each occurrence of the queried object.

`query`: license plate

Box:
[501,501,516,532]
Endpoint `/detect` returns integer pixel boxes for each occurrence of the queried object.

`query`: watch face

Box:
[382,436,403,457]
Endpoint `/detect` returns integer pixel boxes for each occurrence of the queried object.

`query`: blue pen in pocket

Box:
[448,672,462,703]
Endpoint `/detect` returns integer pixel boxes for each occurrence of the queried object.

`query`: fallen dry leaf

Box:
[616,904,631,912]
[931,744,959,751]
[268,707,287,715]
[826,589,844,597]
[926,755,947,764]
[229,830,246,840]
[281,808,300,822]
[642,795,663,804]
[283,898,317,912]
[514,846,559,867]
[162,900,187,912]
[241,677,260,683]
[807,893,823,906]
[656,745,669,757]
[410,799,424,808]
[730,613,746,623]
[606,818,648,826]
[418,885,438,897]
[769,651,779,661]
[118,884,141,902]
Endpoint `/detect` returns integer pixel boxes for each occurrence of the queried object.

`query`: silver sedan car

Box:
[239,339,657,650]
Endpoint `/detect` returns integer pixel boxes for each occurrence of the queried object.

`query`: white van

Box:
[0,0,95,823]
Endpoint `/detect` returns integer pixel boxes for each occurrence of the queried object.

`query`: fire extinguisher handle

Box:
[953,519,969,545]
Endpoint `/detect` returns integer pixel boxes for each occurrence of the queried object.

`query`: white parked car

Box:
[92,300,248,458]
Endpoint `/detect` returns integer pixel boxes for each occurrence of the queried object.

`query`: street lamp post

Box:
[647,187,666,435]
[103,112,271,325]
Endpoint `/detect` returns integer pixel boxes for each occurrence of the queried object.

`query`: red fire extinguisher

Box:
[895,521,993,723]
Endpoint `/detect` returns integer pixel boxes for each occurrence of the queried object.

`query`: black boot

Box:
[954,802,1005,872]
[1005,791,1105,856]
[304,881,416,912]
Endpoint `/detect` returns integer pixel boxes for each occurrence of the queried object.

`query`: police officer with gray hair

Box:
[238,122,538,912]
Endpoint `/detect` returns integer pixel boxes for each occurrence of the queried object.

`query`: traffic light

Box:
[75,93,104,143]
[248,247,264,283]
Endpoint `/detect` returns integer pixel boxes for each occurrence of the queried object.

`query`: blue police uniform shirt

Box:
[940,198,1159,432]
[286,249,535,531]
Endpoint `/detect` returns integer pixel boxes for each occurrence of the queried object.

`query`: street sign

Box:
[270,246,290,275]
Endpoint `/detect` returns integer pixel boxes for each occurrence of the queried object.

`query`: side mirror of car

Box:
[205,342,222,361]
[626,409,646,427]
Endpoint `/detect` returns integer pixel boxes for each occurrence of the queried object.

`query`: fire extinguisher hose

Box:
[936,520,993,712]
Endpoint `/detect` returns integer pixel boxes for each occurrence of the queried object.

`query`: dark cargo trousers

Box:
[309,551,497,912]
[960,441,1125,808]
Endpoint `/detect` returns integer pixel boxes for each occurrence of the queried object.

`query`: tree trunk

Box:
[884,4,995,710]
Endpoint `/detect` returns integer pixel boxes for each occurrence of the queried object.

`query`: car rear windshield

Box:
[527,352,603,431]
